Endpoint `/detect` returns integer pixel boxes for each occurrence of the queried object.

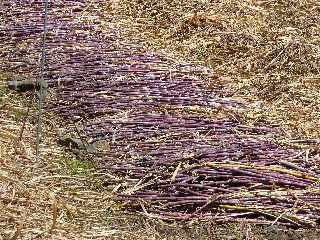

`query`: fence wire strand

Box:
[36,0,49,161]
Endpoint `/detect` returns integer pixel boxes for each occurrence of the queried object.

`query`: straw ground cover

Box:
[0,74,99,239]
[111,0,320,139]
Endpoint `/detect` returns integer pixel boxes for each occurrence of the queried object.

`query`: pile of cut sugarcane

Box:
[0,0,319,228]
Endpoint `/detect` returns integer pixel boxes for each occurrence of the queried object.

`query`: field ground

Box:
[1,0,320,239]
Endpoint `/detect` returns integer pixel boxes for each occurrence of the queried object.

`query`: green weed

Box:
[58,154,95,176]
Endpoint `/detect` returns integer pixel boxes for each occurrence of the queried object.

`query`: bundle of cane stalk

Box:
[1,0,319,228]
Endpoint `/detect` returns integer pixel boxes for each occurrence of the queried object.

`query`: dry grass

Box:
[0,73,131,239]
[112,0,320,139]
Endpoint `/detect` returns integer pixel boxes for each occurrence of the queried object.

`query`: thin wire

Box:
[36,0,49,161]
